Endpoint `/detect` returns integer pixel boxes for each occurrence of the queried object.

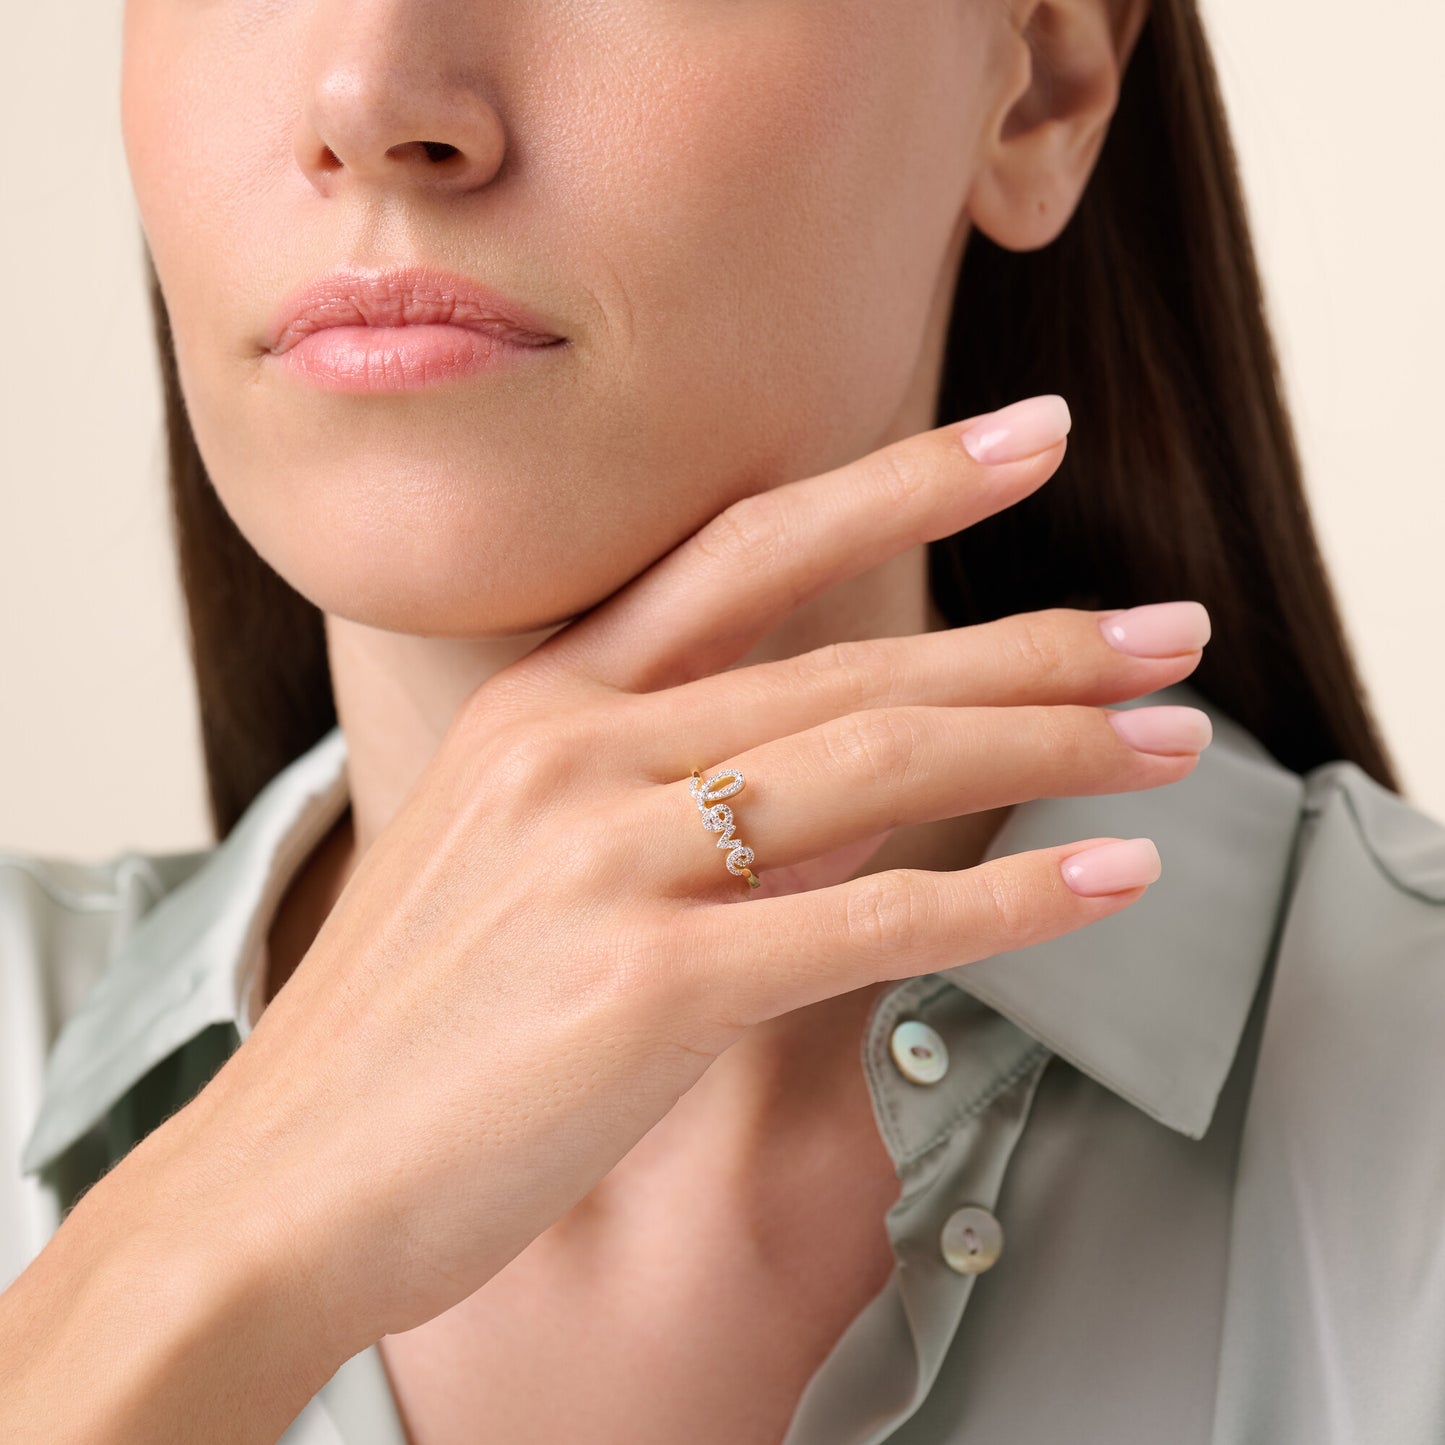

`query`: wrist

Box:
[103,1101,374,1366]
[5,1118,361,1442]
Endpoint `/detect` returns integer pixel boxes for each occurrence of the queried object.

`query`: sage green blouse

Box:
[4,678,1444,1443]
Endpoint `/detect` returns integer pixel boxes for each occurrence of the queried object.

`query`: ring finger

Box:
[649,700,1212,897]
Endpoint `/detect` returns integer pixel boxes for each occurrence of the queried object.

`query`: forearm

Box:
[0,1130,353,1445]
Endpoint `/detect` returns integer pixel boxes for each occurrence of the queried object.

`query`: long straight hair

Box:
[149,0,1402,841]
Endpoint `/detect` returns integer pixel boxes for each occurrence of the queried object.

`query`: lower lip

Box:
[271,325,565,392]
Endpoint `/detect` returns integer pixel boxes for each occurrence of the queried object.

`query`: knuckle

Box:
[844,869,934,953]
[793,636,894,707]
[559,690,635,758]
[861,441,931,511]
[692,495,787,581]
[472,716,578,804]
[452,673,559,750]
[450,683,504,743]
[453,667,634,799]
[1004,608,1072,686]
[969,860,1035,943]
[462,660,541,724]
[822,707,920,785]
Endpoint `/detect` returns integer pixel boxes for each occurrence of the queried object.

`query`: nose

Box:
[293,3,506,200]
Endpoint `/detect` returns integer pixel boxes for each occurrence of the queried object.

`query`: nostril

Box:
[421,141,459,162]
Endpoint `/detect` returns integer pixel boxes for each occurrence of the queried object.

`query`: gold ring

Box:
[689,767,762,889]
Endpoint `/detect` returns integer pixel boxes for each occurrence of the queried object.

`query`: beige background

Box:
[3,3,1442,859]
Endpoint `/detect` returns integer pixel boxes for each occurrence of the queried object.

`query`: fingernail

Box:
[1107,704,1213,755]
[1061,837,1162,896]
[1099,601,1212,657]
[959,394,1072,464]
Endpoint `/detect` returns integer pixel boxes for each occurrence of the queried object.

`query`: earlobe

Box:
[966,0,1150,253]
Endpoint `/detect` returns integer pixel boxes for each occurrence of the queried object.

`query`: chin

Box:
[280,551,612,640]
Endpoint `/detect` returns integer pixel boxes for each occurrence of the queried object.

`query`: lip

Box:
[265,264,567,392]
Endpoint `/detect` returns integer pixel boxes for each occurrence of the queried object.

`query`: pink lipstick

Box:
[265,265,567,392]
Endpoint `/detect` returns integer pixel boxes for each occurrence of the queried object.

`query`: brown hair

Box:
[148,0,1402,842]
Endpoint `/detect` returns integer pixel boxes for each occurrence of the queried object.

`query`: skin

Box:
[120,0,1150,1436]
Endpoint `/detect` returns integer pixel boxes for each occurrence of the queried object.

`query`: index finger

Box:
[523,394,1072,695]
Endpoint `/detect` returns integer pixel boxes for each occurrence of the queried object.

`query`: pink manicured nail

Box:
[1107,705,1213,755]
[1060,838,1162,897]
[959,395,1072,464]
[1099,601,1212,657]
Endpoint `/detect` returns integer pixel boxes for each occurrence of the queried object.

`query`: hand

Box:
[115,395,1210,1367]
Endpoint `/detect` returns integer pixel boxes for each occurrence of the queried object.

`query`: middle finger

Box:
[640,601,1212,784]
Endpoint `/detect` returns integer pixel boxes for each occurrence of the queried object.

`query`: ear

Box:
[968,0,1152,252]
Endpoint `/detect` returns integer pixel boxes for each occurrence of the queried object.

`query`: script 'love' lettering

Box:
[688,768,762,887]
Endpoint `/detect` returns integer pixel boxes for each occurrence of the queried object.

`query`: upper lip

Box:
[266,265,566,355]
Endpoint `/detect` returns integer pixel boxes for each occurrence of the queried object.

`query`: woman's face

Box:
[121,2,1016,636]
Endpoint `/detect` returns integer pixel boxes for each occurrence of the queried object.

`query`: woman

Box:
[2,0,1440,1441]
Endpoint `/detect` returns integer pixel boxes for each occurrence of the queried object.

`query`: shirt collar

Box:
[19,678,1304,1178]
[943,678,1305,1139]
[18,725,351,1177]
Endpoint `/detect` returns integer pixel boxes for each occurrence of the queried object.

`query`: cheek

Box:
[557,8,981,477]
[121,1,293,370]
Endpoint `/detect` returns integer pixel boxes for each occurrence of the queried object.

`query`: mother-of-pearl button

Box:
[940,1205,1004,1274]
[889,1019,949,1084]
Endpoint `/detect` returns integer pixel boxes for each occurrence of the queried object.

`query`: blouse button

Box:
[889,1019,949,1085]
[940,1205,1004,1275]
